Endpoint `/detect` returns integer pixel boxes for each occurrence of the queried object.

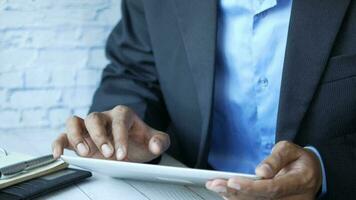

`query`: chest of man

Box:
[137,0,356,168]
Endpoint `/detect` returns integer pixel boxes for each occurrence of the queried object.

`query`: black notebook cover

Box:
[0,168,92,200]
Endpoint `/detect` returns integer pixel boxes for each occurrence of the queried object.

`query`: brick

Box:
[0,0,5,7]
[24,29,57,48]
[96,3,122,25]
[25,68,51,88]
[0,71,24,88]
[53,0,110,9]
[0,11,43,29]
[48,107,71,127]
[51,68,77,87]
[22,27,108,49]
[38,9,98,27]
[21,109,49,127]
[0,29,30,48]
[0,90,9,109]
[34,49,87,68]
[62,87,95,107]
[0,110,21,129]
[0,89,6,104]
[79,27,109,47]
[49,27,82,48]
[5,0,110,10]
[2,0,52,11]
[26,27,109,49]
[9,89,62,108]
[88,48,108,68]
[76,69,102,87]
[0,49,37,72]
[4,28,88,49]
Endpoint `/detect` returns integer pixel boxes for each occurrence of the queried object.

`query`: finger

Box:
[206,179,228,194]
[110,106,135,160]
[148,131,170,155]
[52,133,71,159]
[228,172,305,199]
[256,141,302,178]
[85,112,114,158]
[207,179,238,199]
[66,116,90,157]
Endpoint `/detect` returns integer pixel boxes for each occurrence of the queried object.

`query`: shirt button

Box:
[257,77,269,88]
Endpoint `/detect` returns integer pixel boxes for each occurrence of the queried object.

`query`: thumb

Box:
[148,131,170,155]
[256,141,302,178]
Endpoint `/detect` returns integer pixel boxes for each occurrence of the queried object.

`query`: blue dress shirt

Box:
[209,0,292,173]
[208,0,326,196]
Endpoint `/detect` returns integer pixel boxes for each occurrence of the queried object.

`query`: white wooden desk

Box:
[0,132,222,200]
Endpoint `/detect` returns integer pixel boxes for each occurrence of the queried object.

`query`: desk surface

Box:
[0,132,222,200]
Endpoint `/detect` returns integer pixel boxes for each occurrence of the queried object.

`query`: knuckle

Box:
[113,105,130,114]
[86,112,102,123]
[275,141,295,158]
[277,141,291,150]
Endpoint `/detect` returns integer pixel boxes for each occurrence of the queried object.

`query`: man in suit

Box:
[52,0,356,199]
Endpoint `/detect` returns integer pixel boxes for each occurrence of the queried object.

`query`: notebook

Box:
[0,151,68,189]
[0,168,92,200]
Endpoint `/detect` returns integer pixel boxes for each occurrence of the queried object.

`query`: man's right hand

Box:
[52,105,170,163]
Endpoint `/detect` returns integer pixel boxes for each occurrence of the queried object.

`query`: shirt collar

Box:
[254,0,277,15]
[220,0,278,15]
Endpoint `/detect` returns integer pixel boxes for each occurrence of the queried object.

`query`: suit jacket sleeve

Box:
[89,0,169,131]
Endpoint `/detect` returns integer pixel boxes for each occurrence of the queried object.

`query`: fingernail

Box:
[77,143,88,156]
[210,186,227,193]
[152,138,162,153]
[206,181,212,188]
[257,163,273,178]
[154,138,162,147]
[228,182,241,190]
[101,144,113,158]
[116,145,126,160]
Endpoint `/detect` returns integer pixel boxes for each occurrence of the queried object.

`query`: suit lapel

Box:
[276,0,351,142]
[172,0,218,167]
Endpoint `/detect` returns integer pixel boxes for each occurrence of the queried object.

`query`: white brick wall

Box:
[0,0,122,136]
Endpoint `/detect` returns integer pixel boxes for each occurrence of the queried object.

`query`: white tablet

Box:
[61,155,260,186]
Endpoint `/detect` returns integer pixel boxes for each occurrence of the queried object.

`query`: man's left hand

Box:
[206,141,322,200]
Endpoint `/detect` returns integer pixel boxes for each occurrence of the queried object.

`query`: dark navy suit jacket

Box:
[89,0,356,198]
